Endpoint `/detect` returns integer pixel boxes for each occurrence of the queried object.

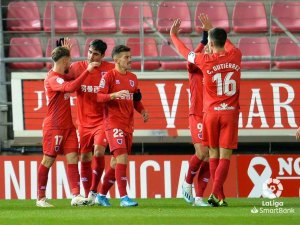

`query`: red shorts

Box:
[78,126,107,154]
[42,128,78,157]
[202,112,239,149]
[105,128,133,155]
[189,115,203,144]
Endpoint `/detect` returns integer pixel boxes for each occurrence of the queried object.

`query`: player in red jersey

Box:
[97,45,149,207]
[170,14,242,207]
[66,39,114,205]
[36,45,100,207]
[182,21,212,207]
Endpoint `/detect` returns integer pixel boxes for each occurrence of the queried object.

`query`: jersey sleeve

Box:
[170,34,206,69]
[97,72,112,102]
[48,70,89,92]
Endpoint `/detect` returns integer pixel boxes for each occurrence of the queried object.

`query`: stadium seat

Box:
[7,1,41,32]
[46,38,81,69]
[119,2,154,33]
[238,37,271,70]
[157,1,192,33]
[271,2,300,33]
[81,1,117,34]
[84,38,115,59]
[126,38,160,70]
[232,2,268,33]
[274,37,300,69]
[8,38,44,69]
[194,2,230,33]
[160,38,193,70]
[43,1,78,33]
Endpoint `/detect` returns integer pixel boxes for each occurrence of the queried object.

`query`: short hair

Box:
[111,45,131,59]
[51,47,70,62]
[208,27,227,48]
[89,39,107,55]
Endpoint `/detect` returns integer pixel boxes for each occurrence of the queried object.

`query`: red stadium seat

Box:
[81,1,117,34]
[271,2,300,33]
[160,38,193,70]
[194,2,230,33]
[157,1,192,33]
[43,1,78,33]
[126,38,160,70]
[274,37,300,69]
[7,1,41,32]
[9,38,44,69]
[46,38,81,69]
[119,2,154,33]
[238,37,271,70]
[84,38,115,59]
[232,2,268,33]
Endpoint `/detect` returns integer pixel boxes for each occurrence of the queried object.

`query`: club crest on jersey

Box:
[117,139,123,145]
[101,71,107,76]
[129,80,135,87]
[198,133,202,139]
[99,78,105,88]
[116,80,120,84]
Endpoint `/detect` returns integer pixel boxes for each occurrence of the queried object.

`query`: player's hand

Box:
[198,13,213,31]
[87,62,101,72]
[133,89,142,101]
[112,90,129,100]
[170,18,182,36]
[141,110,149,123]
[56,37,72,50]
[296,127,300,140]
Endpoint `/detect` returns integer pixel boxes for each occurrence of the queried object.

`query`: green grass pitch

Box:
[0,198,299,225]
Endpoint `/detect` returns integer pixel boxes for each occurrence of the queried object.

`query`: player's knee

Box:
[66,152,79,164]
[94,145,105,157]
[80,152,92,162]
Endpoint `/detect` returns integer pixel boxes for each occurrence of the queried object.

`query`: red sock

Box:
[209,158,219,183]
[212,159,230,198]
[37,164,50,199]
[115,163,127,197]
[67,164,80,196]
[100,167,115,195]
[90,156,105,192]
[195,161,210,197]
[185,155,202,184]
[219,186,225,200]
[80,161,92,197]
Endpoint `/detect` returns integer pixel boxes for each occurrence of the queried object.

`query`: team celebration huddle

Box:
[37,14,241,208]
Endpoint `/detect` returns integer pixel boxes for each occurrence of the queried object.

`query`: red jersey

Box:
[187,43,205,116]
[43,69,90,129]
[97,69,145,133]
[69,61,114,128]
[171,34,242,114]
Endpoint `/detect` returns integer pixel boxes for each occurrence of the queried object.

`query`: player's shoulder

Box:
[101,61,115,70]
[127,70,138,79]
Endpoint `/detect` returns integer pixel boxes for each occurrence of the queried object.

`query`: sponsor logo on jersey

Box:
[56,77,64,84]
[101,71,107,76]
[214,103,235,111]
[129,80,135,87]
[64,93,70,100]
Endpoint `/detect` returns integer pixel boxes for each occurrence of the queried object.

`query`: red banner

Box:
[237,154,300,197]
[22,79,300,130]
[0,155,237,199]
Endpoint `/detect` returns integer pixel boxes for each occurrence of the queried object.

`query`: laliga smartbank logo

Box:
[250,177,295,214]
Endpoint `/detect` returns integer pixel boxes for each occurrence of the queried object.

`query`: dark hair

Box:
[51,47,70,62]
[111,45,131,58]
[208,27,227,48]
[89,39,107,55]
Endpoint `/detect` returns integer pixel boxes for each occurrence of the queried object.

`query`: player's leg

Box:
[65,129,88,206]
[36,154,56,207]
[194,144,210,207]
[78,127,93,198]
[96,157,116,206]
[36,129,60,207]
[88,128,107,204]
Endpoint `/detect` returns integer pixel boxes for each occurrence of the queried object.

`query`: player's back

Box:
[70,61,114,127]
[43,70,74,129]
[188,63,203,116]
[201,43,242,113]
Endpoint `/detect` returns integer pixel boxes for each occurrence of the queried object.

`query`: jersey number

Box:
[212,72,236,96]
[113,129,124,138]
[54,135,63,145]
